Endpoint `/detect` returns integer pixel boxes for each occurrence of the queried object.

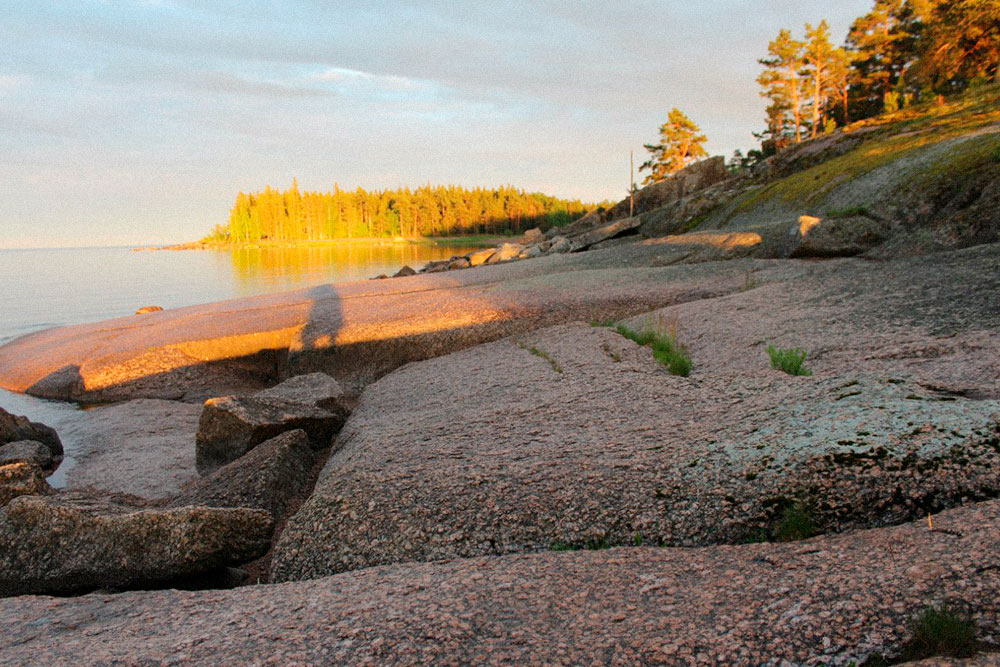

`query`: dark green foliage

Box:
[903,605,978,659]
[776,503,817,542]
[767,345,813,376]
[616,324,692,377]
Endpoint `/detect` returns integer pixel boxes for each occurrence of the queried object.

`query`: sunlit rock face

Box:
[271,244,1000,581]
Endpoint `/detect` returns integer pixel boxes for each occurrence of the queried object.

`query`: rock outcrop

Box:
[171,429,314,521]
[196,373,349,474]
[0,493,272,596]
[0,441,56,470]
[272,244,1000,580]
[3,499,1000,663]
[60,399,201,500]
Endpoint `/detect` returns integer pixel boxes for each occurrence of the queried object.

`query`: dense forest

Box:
[204,182,597,244]
[737,0,1000,166]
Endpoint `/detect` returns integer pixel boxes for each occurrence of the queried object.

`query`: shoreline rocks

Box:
[0,492,272,597]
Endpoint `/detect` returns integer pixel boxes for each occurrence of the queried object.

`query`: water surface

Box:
[0,242,484,485]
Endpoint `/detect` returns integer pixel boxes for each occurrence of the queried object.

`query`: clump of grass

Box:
[775,502,817,542]
[767,345,812,376]
[616,323,692,377]
[590,318,617,327]
[550,542,578,552]
[903,605,978,659]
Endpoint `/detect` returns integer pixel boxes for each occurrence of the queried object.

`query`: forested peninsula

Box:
[201,183,599,245]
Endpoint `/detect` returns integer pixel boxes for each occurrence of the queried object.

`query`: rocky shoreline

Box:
[2,113,1000,662]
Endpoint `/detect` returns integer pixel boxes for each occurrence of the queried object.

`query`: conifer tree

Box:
[639,108,709,184]
[804,20,837,138]
[758,29,806,144]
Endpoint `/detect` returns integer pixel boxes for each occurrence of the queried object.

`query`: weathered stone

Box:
[0,462,52,507]
[0,493,272,596]
[0,441,54,471]
[520,227,544,245]
[520,244,545,259]
[466,248,496,266]
[566,215,643,251]
[421,259,450,273]
[255,373,350,420]
[547,236,573,253]
[605,156,730,221]
[135,305,163,315]
[196,396,338,474]
[790,215,892,258]
[171,429,314,521]
[448,257,471,271]
[485,243,524,264]
[60,399,201,500]
[393,265,416,278]
[0,407,62,461]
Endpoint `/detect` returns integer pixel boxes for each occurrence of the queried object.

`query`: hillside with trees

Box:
[744,0,1000,165]
[204,183,597,245]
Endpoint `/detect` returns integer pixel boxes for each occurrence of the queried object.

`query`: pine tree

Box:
[639,108,709,184]
[916,0,1000,90]
[758,29,807,144]
[846,0,924,117]
[804,20,837,138]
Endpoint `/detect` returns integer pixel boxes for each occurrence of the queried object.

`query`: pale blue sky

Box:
[0,1,872,248]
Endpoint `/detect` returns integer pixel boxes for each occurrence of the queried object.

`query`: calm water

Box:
[0,242,483,485]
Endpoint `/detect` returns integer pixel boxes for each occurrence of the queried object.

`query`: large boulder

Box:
[254,373,350,420]
[485,243,525,264]
[0,462,52,507]
[466,248,496,267]
[0,407,62,464]
[171,429,314,521]
[195,396,337,474]
[0,493,272,596]
[520,227,544,245]
[565,215,643,251]
[605,156,730,221]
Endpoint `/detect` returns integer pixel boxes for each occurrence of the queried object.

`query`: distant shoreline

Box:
[132,236,508,252]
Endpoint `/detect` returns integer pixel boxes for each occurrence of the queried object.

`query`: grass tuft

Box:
[767,345,812,376]
[775,503,817,542]
[904,605,979,659]
[616,323,692,377]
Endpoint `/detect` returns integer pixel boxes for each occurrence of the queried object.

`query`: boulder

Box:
[448,257,471,271]
[0,493,272,596]
[485,243,525,264]
[196,396,339,474]
[547,236,573,254]
[0,462,52,507]
[393,265,416,278]
[565,215,642,251]
[605,156,730,222]
[467,248,496,267]
[0,407,62,462]
[255,373,351,421]
[171,429,314,521]
[520,227,544,245]
[421,259,450,273]
[790,215,892,258]
[520,244,545,259]
[0,441,55,471]
[135,306,163,315]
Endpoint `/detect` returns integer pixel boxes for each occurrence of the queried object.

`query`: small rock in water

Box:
[393,265,416,277]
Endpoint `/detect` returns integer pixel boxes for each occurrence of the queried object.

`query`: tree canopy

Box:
[204,181,596,244]
[639,108,709,184]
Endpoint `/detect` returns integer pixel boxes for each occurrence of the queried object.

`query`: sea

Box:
[0,242,484,485]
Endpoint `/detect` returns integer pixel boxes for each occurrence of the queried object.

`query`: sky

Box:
[0,0,874,248]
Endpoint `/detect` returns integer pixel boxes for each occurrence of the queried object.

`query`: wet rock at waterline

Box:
[0,407,62,464]
[0,441,56,471]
